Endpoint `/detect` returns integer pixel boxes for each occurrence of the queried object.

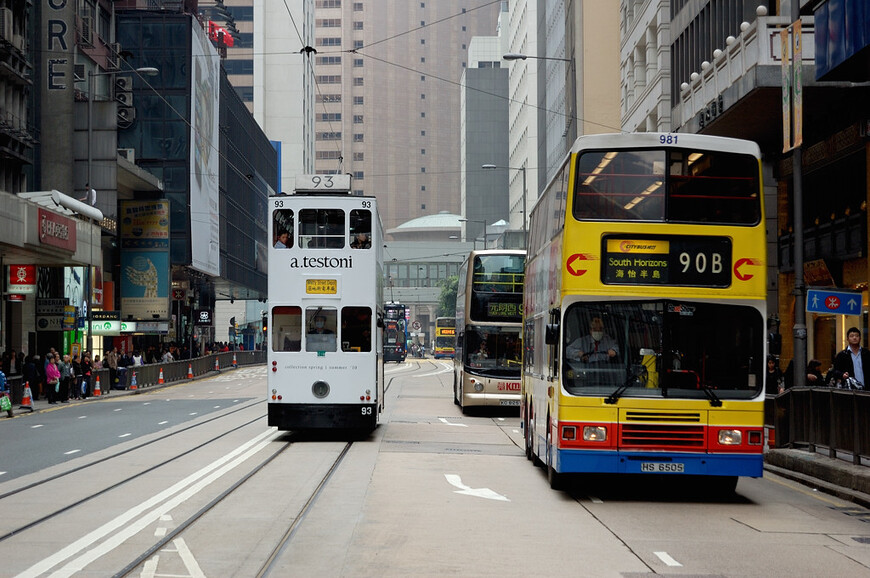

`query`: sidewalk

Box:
[765,448,870,508]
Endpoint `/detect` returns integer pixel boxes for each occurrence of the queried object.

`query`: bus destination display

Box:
[602,235,731,287]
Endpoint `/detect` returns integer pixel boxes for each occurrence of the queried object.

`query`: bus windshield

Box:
[573,148,760,224]
[470,254,525,322]
[464,325,522,377]
[561,301,763,400]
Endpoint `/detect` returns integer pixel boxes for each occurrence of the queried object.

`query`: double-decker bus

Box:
[523,133,766,492]
[453,250,525,412]
[434,317,456,359]
[383,302,407,363]
[267,175,384,432]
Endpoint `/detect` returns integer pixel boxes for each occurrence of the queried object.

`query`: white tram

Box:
[267,175,384,432]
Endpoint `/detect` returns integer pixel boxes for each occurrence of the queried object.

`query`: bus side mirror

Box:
[545,324,559,345]
[376,314,384,328]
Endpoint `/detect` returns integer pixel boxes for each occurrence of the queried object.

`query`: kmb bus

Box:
[383,302,407,363]
[434,317,456,359]
[454,249,525,412]
[523,133,766,493]
[267,174,384,432]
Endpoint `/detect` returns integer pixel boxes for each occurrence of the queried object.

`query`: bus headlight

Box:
[312,380,330,399]
[718,429,742,445]
[583,425,607,442]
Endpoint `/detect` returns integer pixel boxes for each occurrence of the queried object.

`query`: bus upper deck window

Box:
[273,209,294,249]
[350,209,372,249]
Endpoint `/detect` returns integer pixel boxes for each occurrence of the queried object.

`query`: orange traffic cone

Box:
[158,367,165,384]
[187,363,194,379]
[130,371,138,390]
[93,376,101,397]
[214,357,220,371]
[232,353,238,368]
[19,381,33,412]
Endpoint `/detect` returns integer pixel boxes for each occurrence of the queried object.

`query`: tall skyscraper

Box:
[311,1,502,232]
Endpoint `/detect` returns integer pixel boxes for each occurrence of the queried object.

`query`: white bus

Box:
[267,175,384,432]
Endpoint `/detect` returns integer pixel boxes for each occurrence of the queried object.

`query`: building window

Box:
[353,115,364,123]
[420,112,425,118]
[354,40,364,49]
[421,57,425,63]
[316,75,341,84]
[421,167,426,173]
[420,39,425,45]
[353,152,364,161]
[353,189,364,195]
[316,0,342,7]
[421,204,426,210]
[353,2,362,10]
[353,58,363,67]
[353,96,364,105]
[316,113,342,122]
[316,94,342,103]
[223,59,254,75]
[421,185,426,191]
[234,86,254,101]
[316,131,342,140]
[421,21,425,26]
[354,21,363,30]
[353,77,364,86]
[353,133,364,142]
[316,18,342,27]
[421,130,425,136]
[316,56,342,65]
[316,37,342,47]
[420,75,425,81]
[316,150,342,159]
[421,149,425,154]
[354,171,364,180]
[421,93,425,99]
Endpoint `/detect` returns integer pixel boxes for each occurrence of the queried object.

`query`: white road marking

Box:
[0,471,6,477]
[119,433,131,438]
[114,408,122,412]
[439,417,467,428]
[654,551,682,567]
[31,424,43,429]
[78,416,87,419]
[444,474,509,501]
[189,412,198,416]
[64,449,81,455]
[18,428,281,578]
[158,421,168,425]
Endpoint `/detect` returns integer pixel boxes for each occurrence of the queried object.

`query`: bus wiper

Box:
[605,368,640,405]
[698,382,723,407]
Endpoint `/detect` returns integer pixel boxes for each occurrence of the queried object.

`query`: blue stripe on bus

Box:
[555,449,763,477]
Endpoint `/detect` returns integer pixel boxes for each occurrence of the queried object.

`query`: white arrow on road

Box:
[444,474,509,501]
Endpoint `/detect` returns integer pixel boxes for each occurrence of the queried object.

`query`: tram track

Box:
[0,398,264,543]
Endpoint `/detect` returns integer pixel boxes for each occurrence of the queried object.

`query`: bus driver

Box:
[567,316,618,363]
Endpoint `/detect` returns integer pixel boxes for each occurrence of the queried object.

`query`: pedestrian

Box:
[58,354,72,402]
[832,326,870,389]
[71,355,83,400]
[106,347,119,389]
[81,353,93,398]
[45,354,61,404]
[765,355,784,395]
[0,367,12,417]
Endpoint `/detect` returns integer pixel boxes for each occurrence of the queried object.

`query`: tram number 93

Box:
[678,251,723,275]
[361,407,373,415]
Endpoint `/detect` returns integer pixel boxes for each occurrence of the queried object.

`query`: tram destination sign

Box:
[602,235,732,287]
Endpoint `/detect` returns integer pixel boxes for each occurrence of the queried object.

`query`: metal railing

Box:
[4,351,265,403]
[773,386,870,465]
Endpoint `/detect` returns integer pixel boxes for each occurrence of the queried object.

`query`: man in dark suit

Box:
[833,326,870,388]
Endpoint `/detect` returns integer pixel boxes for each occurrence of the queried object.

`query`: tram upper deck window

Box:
[273,306,302,351]
[273,209,294,249]
[349,209,372,249]
[300,209,345,248]
[572,149,760,225]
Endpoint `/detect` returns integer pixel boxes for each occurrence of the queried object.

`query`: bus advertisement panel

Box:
[267,178,384,432]
[523,133,766,493]
[454,250,525,412]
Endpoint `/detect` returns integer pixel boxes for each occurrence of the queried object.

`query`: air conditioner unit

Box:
[117,148,135,163]
[114,75,132,91]
[117,107,136,129]
[80,16,93,46]
[0,8,13,41]
[116,91,133,107]
[106,43,121,70]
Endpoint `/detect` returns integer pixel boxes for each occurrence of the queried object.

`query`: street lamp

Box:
[503,52,575,136]
[86,65,159,356]
[482,164,527,249]
[459,218,487,250]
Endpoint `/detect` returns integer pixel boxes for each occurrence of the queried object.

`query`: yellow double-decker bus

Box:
[523,133,766,493]
[434,317,456,359]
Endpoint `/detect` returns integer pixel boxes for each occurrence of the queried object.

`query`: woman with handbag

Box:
[45,354,61,405]
[0,368,12,417]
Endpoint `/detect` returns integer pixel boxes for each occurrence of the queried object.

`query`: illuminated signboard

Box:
[602,235,731,287]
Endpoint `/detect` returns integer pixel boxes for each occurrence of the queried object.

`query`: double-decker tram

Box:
[383,302,407,363]
[523,133,766,492]
[454,250,525,412]
[267,175,384,432]
[433,317,456,359]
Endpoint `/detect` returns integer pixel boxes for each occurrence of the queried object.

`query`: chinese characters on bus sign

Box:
[487,302,522,319]
[306,279,337,294]
[601,235,732,287]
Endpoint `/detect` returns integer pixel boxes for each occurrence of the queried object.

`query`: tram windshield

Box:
[561,301,763,400]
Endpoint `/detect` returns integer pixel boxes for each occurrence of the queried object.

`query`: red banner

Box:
[38,208,77,251]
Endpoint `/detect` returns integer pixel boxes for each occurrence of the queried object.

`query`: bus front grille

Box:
[619,424,706,449]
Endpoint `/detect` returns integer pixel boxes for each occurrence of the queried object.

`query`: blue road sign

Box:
[806,289,863,316]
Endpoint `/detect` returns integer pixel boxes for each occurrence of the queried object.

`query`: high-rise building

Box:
[310,0,502,232]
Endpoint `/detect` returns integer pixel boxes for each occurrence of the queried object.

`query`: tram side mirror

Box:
[376,313,384,328]
[545,323,559,345]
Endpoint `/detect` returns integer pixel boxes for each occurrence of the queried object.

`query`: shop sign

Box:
[8,265,36,294]
[194,309,214,326]
[38,208,76,251]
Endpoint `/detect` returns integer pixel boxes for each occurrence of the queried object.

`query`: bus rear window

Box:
[573,149,760,225]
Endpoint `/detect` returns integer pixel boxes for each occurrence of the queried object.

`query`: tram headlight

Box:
[312,380,330,399]
[718,429,742,445]
[582,425,607,442]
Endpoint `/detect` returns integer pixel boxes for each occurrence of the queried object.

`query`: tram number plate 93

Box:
[306,279,337,294]
[641,462,684,473]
